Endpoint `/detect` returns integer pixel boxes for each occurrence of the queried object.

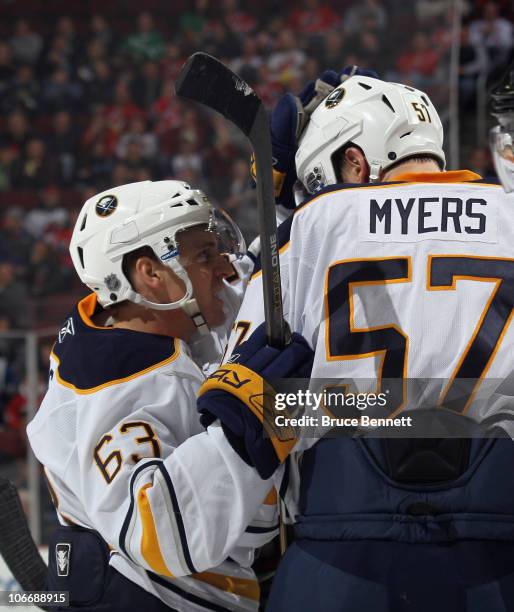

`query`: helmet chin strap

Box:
[368,162,382,182]
[126,290,210,335]
[124,260,210,335]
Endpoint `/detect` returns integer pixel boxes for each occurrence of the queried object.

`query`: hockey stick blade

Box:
[175,53,261,137]
[0,478,48,599]
[176,53,288,347]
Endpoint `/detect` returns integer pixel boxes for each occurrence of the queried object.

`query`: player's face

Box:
[178,227,234,327]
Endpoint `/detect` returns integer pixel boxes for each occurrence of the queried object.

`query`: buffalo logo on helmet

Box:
[325,87,346,108]
[95,195,118,217]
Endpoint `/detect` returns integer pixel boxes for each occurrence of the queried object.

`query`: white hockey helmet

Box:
[296,76,445,192]
[70,180,244,330]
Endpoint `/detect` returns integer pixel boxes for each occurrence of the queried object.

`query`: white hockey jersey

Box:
[227,170,514,428]
[27,293,279,612]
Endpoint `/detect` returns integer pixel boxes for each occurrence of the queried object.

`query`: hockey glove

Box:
[197,322,314,479]
[253,66,380,210]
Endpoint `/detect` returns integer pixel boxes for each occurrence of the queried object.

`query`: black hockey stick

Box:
[0,478,48,605]
[175,52,288,349]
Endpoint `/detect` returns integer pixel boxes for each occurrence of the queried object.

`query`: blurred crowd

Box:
[0,0,512,467]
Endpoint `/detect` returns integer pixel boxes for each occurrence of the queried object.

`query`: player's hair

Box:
[382,154,444,175]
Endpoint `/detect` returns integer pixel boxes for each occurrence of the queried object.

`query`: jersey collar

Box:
[391,170,482,183]
[77,293,112,330]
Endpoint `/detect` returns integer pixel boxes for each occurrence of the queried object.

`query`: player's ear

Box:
[341,146,369,183]
[132,256,164,291]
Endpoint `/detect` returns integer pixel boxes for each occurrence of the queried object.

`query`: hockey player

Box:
[228,77,514,611]
[26,180,314,611]
[490,63,514,192]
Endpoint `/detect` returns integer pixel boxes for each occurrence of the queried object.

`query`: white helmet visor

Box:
[172,207,246,270]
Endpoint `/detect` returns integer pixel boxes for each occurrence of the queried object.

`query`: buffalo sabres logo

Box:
[95,195,118,217]
[58,317,75,343]
[56,543,71,577]
[325,87,345,108]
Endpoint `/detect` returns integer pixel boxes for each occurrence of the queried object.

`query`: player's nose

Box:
[215,254,235,279]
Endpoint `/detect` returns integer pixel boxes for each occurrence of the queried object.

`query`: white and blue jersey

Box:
[28,292,278,612]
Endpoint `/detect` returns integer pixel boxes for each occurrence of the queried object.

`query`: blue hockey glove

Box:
[253,66,380,209]
[197,322,314,479]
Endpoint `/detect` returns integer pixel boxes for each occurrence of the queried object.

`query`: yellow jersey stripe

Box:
[137,483,174,578]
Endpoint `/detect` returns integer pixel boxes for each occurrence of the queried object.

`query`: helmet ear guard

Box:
[296,76,446,193]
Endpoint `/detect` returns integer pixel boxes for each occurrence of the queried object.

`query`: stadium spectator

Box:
[0,261,28,330]
[77,39,109,86]
[89,14,114,51]
[343,0,388,34]
[48,110,79,185]
[394,31,441,88]
[122,12,165,62]
[0,42,15,86]
[0,208,32,270]
[76,140,114,189]
[10,138,57,190]
[41,68,83,112]
[1,110,32,154]
[24,186,68,239]
[42,25,76,76]
[288,0,341,35]
[102,80,143,151]
[219,0,258,35]
[459,23,488,108]
[83,59,113,106]
[116,116,158,160]
[469,1,513,69]
[467,145,496,177]
[159,42,185,81]
[149,81,184,153]
[202,20,242,60]
[170,134,204,186]
[118,141,153,182]
[131,60,161,109]
[230,36,264,84]
[179,0,210,37]
[5,64,40,114]
[353,31,384,72]
[26,240,66,297]
[9,19,43,65]
[0,147,16,191]
[267,29,307,85]
[317,29,348,70]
